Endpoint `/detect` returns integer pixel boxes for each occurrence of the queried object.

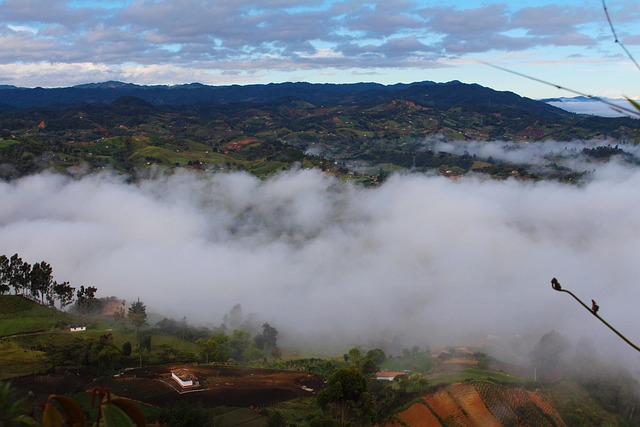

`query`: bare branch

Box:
[602,0,640,72]
[550,278,640,353]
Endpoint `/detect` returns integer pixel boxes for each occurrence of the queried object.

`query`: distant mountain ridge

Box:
[0,80,569,118]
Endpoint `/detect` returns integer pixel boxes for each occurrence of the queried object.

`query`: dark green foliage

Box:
[154,317,210,342]
[0,382,37,426]
[257,322,279,359]
[317,367,374,426]
[128,298,148,334]
[75,285,99,314]
[382,346,433,374]
[122,341,132,357]
[1,81,637,183]
[264,408,286,427]
[155,401,211,427]
[582,144,626,159]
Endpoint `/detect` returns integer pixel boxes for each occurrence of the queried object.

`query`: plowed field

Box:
[388,381,566,427]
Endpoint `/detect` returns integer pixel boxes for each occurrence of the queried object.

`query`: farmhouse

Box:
[171,369,199,388]
[69,325,86,332]
[375,371,410,381]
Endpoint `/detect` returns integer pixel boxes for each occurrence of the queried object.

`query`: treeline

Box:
[154,304,281,363]
[0,252,98,312]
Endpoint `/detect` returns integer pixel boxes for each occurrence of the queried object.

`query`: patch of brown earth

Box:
[98,364,324,408]
[388,382,565,427]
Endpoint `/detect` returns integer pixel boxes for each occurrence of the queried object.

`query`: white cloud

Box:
[2,158,640,361]
[0,0,637,92]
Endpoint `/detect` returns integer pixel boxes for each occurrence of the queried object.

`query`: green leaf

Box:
[101,403,135,427]
[625,97,640,112]
[108,398,146,427]
[45,395,87,427]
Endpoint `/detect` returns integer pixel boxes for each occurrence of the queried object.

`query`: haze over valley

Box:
[2,146,640,366]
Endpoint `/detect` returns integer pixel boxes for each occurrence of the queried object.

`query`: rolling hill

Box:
[0,80,637,182]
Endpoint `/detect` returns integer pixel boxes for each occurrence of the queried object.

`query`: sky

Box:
[2,143,640,367]
[0,0,639,99]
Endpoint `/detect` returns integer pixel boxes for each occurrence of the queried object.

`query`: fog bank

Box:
[1,159,640,360]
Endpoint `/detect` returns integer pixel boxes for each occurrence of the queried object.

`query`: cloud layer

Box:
[0,0,638,93]
[2,152,640,361]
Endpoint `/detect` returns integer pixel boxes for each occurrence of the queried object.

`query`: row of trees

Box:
[0,253,98,312]
[195,322,279,364]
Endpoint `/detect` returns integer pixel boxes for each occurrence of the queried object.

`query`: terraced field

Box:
[387,381,566,427]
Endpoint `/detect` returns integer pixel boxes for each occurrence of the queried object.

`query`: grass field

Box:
[0,340,47,379]
[428,366,531,387]
[0,139,20,148]
[0,295,67,336]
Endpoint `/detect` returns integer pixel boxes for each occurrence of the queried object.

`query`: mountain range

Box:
[0,80,638,182]
[0,80,569,117]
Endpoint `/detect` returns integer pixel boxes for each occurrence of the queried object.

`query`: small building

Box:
[70,325,87,332]
[375,371,410,381]
[171,369,199,388]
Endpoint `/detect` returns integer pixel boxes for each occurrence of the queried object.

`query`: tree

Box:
[196,333,230,363]
[127,298,148,336]
[0,255,10,295]
[122,341,132,357]
[75,285,98,313]
[317,367,374,426]
[259,322,279,359]
[52,281,75,310]
[229,329,252,362]
[8,254,29,296]
[29,261,53,304]
[7,254,22,295]
[222,303,244,330]
[530,330,569,382]
[86,333,121,375]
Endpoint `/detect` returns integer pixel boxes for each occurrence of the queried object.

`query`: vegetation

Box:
[0,83,638,184]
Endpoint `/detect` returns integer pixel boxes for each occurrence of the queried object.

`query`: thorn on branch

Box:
[551,277,562,291]
[591,299,600,314]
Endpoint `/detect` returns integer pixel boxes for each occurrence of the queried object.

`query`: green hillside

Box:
[1,95,638,182]
[0,295,65,336]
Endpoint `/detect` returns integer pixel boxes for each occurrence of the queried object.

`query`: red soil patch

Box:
[222,138,260,152]
[391,400,441,427]
[448,383,501,426]
[389,382,564,427]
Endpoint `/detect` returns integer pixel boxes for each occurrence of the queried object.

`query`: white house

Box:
[70,325,87,332]
[375,371,410,381]
[171,369,199,388]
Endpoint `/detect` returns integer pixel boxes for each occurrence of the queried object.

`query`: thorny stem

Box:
[550,278,640,354]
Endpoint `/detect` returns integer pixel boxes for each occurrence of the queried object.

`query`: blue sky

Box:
[0,0,639,99]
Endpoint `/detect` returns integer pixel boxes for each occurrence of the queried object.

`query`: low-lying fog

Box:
[1,140,639,366]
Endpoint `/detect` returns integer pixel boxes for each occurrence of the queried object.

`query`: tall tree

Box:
[29,261,53,304]
[317,367,373,426]
[8,254,29,296]
[196,333,230,363]
[75,285,98,313]
[0,255,9,295]
[260,322,279,359]
[7,254,22,295]
[128,298,148,336]
[52,281,75,310]
[229,329,252,362]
